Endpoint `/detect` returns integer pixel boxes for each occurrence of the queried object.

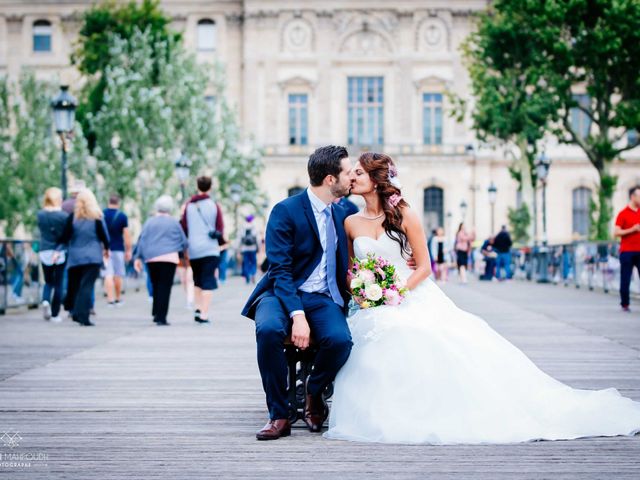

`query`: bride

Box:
[324,152,640,444]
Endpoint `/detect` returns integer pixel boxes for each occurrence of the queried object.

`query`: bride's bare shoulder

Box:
[344,213,361,234]
[400,205,421,225]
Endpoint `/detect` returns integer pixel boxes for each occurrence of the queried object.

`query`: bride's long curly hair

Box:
[358,152,411,257]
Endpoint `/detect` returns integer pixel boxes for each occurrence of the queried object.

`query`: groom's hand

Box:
[291,314,311,350]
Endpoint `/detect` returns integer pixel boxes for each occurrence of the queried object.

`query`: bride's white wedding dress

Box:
[324,234,640,444]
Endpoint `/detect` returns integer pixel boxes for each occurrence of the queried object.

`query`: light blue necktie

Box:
[323,206,344,307]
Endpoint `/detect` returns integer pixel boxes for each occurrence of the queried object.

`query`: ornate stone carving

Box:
[333,11,399,35]
[281,18,313,53]
[415,15,450,52]
[340,29,391,55]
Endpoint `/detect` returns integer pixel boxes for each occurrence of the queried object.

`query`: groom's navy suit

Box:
[241,190,352,420]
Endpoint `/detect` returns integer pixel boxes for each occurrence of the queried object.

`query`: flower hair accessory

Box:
[388,165,402,189]
[388,193,403,207]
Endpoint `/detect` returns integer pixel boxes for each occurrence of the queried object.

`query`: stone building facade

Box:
[1,0,638,243]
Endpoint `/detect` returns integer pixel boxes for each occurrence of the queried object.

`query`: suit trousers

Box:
[254,291,352,420]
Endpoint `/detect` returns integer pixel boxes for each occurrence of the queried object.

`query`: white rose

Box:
[350,277,364,290]
[364,283,383,302]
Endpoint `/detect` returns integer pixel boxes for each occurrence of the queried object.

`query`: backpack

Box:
[241,229,257,247]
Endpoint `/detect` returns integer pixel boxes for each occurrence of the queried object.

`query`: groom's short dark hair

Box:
[308,145,348,186]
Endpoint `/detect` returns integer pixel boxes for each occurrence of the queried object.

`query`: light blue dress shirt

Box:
[290,189,337,318]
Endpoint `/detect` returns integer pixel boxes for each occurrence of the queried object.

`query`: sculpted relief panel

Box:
[416,16,450,52]
[281,18,314,53]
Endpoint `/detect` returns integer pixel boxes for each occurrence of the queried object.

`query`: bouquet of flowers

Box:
[350,253,409,309]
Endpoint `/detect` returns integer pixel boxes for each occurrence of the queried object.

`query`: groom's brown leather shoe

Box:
[304,394,328,433]
[256,419,291,440]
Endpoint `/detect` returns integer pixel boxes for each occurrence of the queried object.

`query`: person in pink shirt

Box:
[455,222,475,284]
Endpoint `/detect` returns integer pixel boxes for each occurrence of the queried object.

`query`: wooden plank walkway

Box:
[1,276,639,479]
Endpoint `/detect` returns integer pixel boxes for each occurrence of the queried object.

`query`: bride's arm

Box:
[401,207,432,290]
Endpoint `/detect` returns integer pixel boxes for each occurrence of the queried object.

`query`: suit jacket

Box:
[241,190,350,320]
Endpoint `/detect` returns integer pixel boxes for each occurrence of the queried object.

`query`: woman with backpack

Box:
[240,215,259,284]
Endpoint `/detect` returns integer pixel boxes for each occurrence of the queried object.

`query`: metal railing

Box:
[509,242,640,295]
[0,239,41,314]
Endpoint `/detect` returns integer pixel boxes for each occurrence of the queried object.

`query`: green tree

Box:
[72,0,178,151]
[507,203,531,245]
[88,29,264,220]
[454,9,559,242]
[460,0,640,241]
[0,72,89,236]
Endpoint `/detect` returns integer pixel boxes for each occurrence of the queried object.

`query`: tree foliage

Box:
[72,0,179,151]
[507,203,531,245]
[0,73,90,236]
[460,0,640,241]
[87,28,264,220]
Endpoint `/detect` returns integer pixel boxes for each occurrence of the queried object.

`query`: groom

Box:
[241,145,353,440]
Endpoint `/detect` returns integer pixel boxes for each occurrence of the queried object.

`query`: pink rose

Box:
[384,288,401,306]
[375,267,386,279]
[358,269,376,285]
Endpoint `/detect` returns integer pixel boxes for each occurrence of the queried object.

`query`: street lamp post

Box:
[174,152,191,201]
[51,85,77,199]
[230,183,243,240]
[488,182,497,235]
[230,183,243,276]
[534,152,552,283]
[459,200,468,223]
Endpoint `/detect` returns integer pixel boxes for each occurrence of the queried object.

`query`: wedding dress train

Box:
[325,234,640,444]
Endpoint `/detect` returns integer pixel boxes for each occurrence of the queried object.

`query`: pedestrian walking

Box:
[494,225,513,280]
[37,187,69,322]
[103,194,132,306]
[60,189,110,326]
[614,185,640,312]
[134,195,188,326]
[180,176,225,324]
[455,223,475,284]
[336,195,359,216]
[240,215,259,284]
[429,227,450,282]
[61,180,86,214]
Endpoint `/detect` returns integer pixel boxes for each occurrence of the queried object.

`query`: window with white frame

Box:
[347,77,384,146]
[288,94,308,145]
[423,93,443,145]
[197,19,216,51]
[570,94,591,139]
[33,20,52,52]
[572,187,592,238]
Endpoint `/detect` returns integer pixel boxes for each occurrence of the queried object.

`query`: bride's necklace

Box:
[360,209,384,220]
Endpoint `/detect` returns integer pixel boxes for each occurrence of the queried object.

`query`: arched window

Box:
[572,187,591,238]
[288,186,304,197]
[423,186,444,233]
[197,19,216,51]
[33,20,52,52]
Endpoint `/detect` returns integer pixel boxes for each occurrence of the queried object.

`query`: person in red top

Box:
[614,185,640,312]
